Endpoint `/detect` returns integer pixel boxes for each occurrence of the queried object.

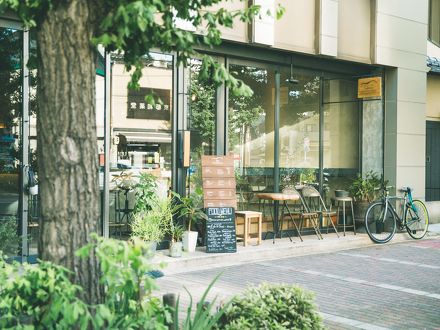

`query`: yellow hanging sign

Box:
[358,77,382,98]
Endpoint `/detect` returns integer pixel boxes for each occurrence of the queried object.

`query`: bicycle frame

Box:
[381,189,419,226]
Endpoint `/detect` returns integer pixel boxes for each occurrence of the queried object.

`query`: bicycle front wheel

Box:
[365,202,396,243]
[406,200,429,239]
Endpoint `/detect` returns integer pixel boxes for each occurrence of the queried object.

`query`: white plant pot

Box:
[169,241,183,258]
[182,231,198,252]
[29,185,38,196]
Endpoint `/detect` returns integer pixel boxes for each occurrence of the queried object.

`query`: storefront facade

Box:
[1,0,434,260]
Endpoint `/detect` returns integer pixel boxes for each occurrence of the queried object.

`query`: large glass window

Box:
[108,53,174,240]
[279,68,320,190]
[0,27,22,258]
[323,79,360,204]
[228,63,275,211]
[186,58,216,194]
[429,0,440,46]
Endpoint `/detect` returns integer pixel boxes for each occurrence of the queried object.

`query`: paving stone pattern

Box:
[157,239,440,329]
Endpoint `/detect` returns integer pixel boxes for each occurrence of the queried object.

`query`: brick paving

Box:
[157,238,440,329]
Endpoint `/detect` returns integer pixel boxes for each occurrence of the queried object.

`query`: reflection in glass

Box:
[187,58,216,194]
[108,53,174,240]
[279,69,320,190]
[228,64,274,211]
[0,28,22,256]
[27,32,39,258]
[323,79,359,205]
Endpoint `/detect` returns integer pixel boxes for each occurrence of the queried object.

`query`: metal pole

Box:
[102,50,111,238]
[21,29,30,262]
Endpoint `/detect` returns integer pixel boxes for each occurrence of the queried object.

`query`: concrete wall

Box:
[375,0,428,200]
[274,0,316,54]
[338,0,371,63]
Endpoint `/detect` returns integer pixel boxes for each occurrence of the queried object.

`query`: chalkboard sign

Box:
[205,207,237,253]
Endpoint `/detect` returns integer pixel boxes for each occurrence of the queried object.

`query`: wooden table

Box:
[256,192,303,243]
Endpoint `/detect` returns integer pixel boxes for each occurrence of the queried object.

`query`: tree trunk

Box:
[36,0,103,304]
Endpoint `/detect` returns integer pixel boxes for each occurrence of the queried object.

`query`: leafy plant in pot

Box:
[174,189,207,252]
[348,171,386,226]
[169,223,184,258]
[130,197,172,255]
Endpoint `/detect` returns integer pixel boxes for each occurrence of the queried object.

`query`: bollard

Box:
[163,293,176,330]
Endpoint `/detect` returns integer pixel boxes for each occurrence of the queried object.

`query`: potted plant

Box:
[174,189,208,252]
[348,171,386,226]
[130,197,172,255]
[133,172,158,213]
[168,223,184,258]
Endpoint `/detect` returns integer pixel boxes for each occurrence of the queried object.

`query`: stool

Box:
[334,197,356,236]
[235,211,263,246]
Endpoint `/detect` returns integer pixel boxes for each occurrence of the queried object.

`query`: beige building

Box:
[1,0,439,259]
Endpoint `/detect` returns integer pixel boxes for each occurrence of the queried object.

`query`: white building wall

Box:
[375,0,429,199]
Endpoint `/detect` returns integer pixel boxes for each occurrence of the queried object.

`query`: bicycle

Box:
[364,186,429,243]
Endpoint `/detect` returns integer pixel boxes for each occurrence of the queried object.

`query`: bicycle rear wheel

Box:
[405,200,429,239]
[365,202,396,243]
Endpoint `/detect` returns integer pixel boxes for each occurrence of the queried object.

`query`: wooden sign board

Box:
[201,166,235,178]
[201,155,236,210]
[203,178,236,189]
[358,77,382,98]
[204,199,237,209]
[205,207,237,253]
[201,155,234,167]
[204,189,236,199]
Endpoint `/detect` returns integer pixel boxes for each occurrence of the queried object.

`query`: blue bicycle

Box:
[364,186,429,243]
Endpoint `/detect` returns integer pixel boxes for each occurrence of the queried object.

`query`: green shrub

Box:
[0,257,91,329]
[0,235,171,329]
[131,198,173,242]
[218,283,323,330]
[349,171,386,203]
[0,216,19,254]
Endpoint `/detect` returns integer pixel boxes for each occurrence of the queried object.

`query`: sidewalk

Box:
[152,227,439,275]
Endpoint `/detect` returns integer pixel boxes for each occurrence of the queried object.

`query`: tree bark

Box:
[36,0,103,304]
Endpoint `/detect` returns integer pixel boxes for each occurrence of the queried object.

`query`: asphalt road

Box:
[157,238,440,329]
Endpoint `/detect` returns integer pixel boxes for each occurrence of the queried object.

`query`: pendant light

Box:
[286,56,299,85]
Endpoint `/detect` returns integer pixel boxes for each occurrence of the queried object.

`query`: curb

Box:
[152,231,437,275]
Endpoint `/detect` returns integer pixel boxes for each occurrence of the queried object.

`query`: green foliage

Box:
[170,224,184,243]
[0,257,92,329]
[0,216,19,254]
[189,62,217,142]
[218,283,323,330]
[349,171,387,203]
[77,235,171,329]
[174,189,208,231]
[134,172,158,213]
[174,273,229,330]
[0,236,171,329]
[131,197,173,242]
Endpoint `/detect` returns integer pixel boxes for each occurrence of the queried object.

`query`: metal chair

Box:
[114,188,134,235]
[300,186,339,238]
